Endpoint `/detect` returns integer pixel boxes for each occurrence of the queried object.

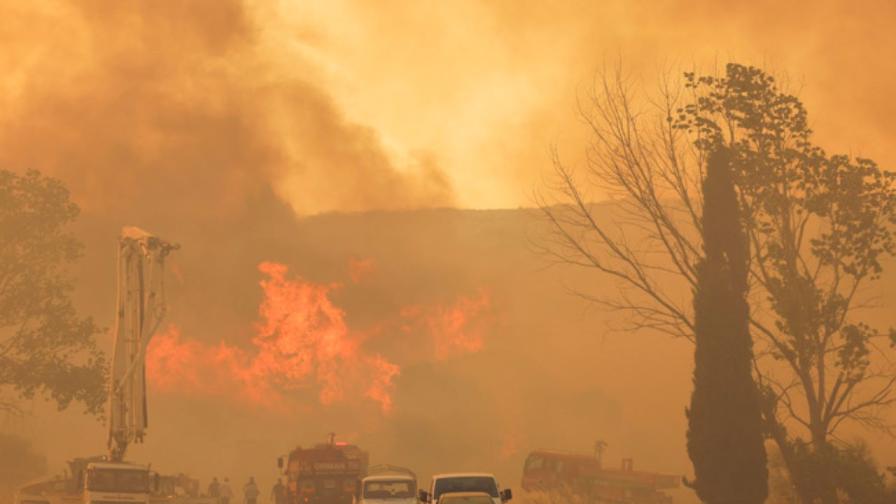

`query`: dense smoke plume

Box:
[4,1,896,214]
[0,0,455,219]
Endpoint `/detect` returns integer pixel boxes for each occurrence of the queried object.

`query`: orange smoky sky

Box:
[3,2,896,501]
[1,0,894,216]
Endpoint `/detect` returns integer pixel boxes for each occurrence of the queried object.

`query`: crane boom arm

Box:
[108,226,178,461]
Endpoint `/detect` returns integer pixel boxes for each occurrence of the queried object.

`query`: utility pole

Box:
[594,440,607,467]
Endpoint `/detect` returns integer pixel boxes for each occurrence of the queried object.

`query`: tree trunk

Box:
[812,430,839,504]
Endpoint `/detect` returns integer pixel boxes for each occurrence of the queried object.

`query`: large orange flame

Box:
[147,262,399,412]
[147,261,491,413]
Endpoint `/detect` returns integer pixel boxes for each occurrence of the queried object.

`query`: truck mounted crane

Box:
[14,227,178,504]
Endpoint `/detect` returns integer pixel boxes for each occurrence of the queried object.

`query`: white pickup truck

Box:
[418,474,511,504]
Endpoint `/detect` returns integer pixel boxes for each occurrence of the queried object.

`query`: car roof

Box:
[363,475,415,482]
[432,473,496,480]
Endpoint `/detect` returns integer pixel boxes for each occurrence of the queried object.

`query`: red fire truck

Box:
[278,435,369,504]
[521,449,679,504]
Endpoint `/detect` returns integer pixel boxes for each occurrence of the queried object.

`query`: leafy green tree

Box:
[687,146,768,503]
[0,169,106,415]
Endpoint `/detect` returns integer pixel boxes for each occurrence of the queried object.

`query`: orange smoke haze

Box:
[147,261,492,413]
[4,1,896,500]
[3,1,895,217]
[0,0,456,218]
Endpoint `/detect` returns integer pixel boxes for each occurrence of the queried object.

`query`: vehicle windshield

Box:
[364,480,416,499]
[433,478,498,500]
[87,469,149,493]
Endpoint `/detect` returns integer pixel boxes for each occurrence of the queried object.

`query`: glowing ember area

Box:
[363,355,401,413]
[401,290,492,360]
[147,262,400,412]
[347,257,376,283]
[145,326,205,392]
[147,327,274,404]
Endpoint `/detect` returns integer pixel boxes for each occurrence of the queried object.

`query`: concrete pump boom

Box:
[108,227,178,462]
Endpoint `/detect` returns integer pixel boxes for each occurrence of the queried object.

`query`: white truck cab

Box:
[418,474,511,504]
[14,460,153,504]
[81,461,153,504]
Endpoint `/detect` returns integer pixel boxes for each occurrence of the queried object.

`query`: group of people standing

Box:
[206,477,287,504]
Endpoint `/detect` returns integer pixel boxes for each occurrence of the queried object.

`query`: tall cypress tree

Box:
[686,147,768,504]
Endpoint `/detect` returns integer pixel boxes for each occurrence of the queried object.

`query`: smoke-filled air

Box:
[2,2,896,504]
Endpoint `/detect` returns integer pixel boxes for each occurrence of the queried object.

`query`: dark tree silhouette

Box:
[686,146,768,504]
[787,441,896,504]
[0,169,106,415]
[539,62,896,504]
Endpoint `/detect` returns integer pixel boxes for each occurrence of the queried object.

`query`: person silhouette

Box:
[271,478,287,504]
[244,477,260,504]
[221,478,233,504]
[209,477,221,501]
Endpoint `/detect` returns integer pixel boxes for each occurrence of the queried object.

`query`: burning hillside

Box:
[147,260,492,413]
